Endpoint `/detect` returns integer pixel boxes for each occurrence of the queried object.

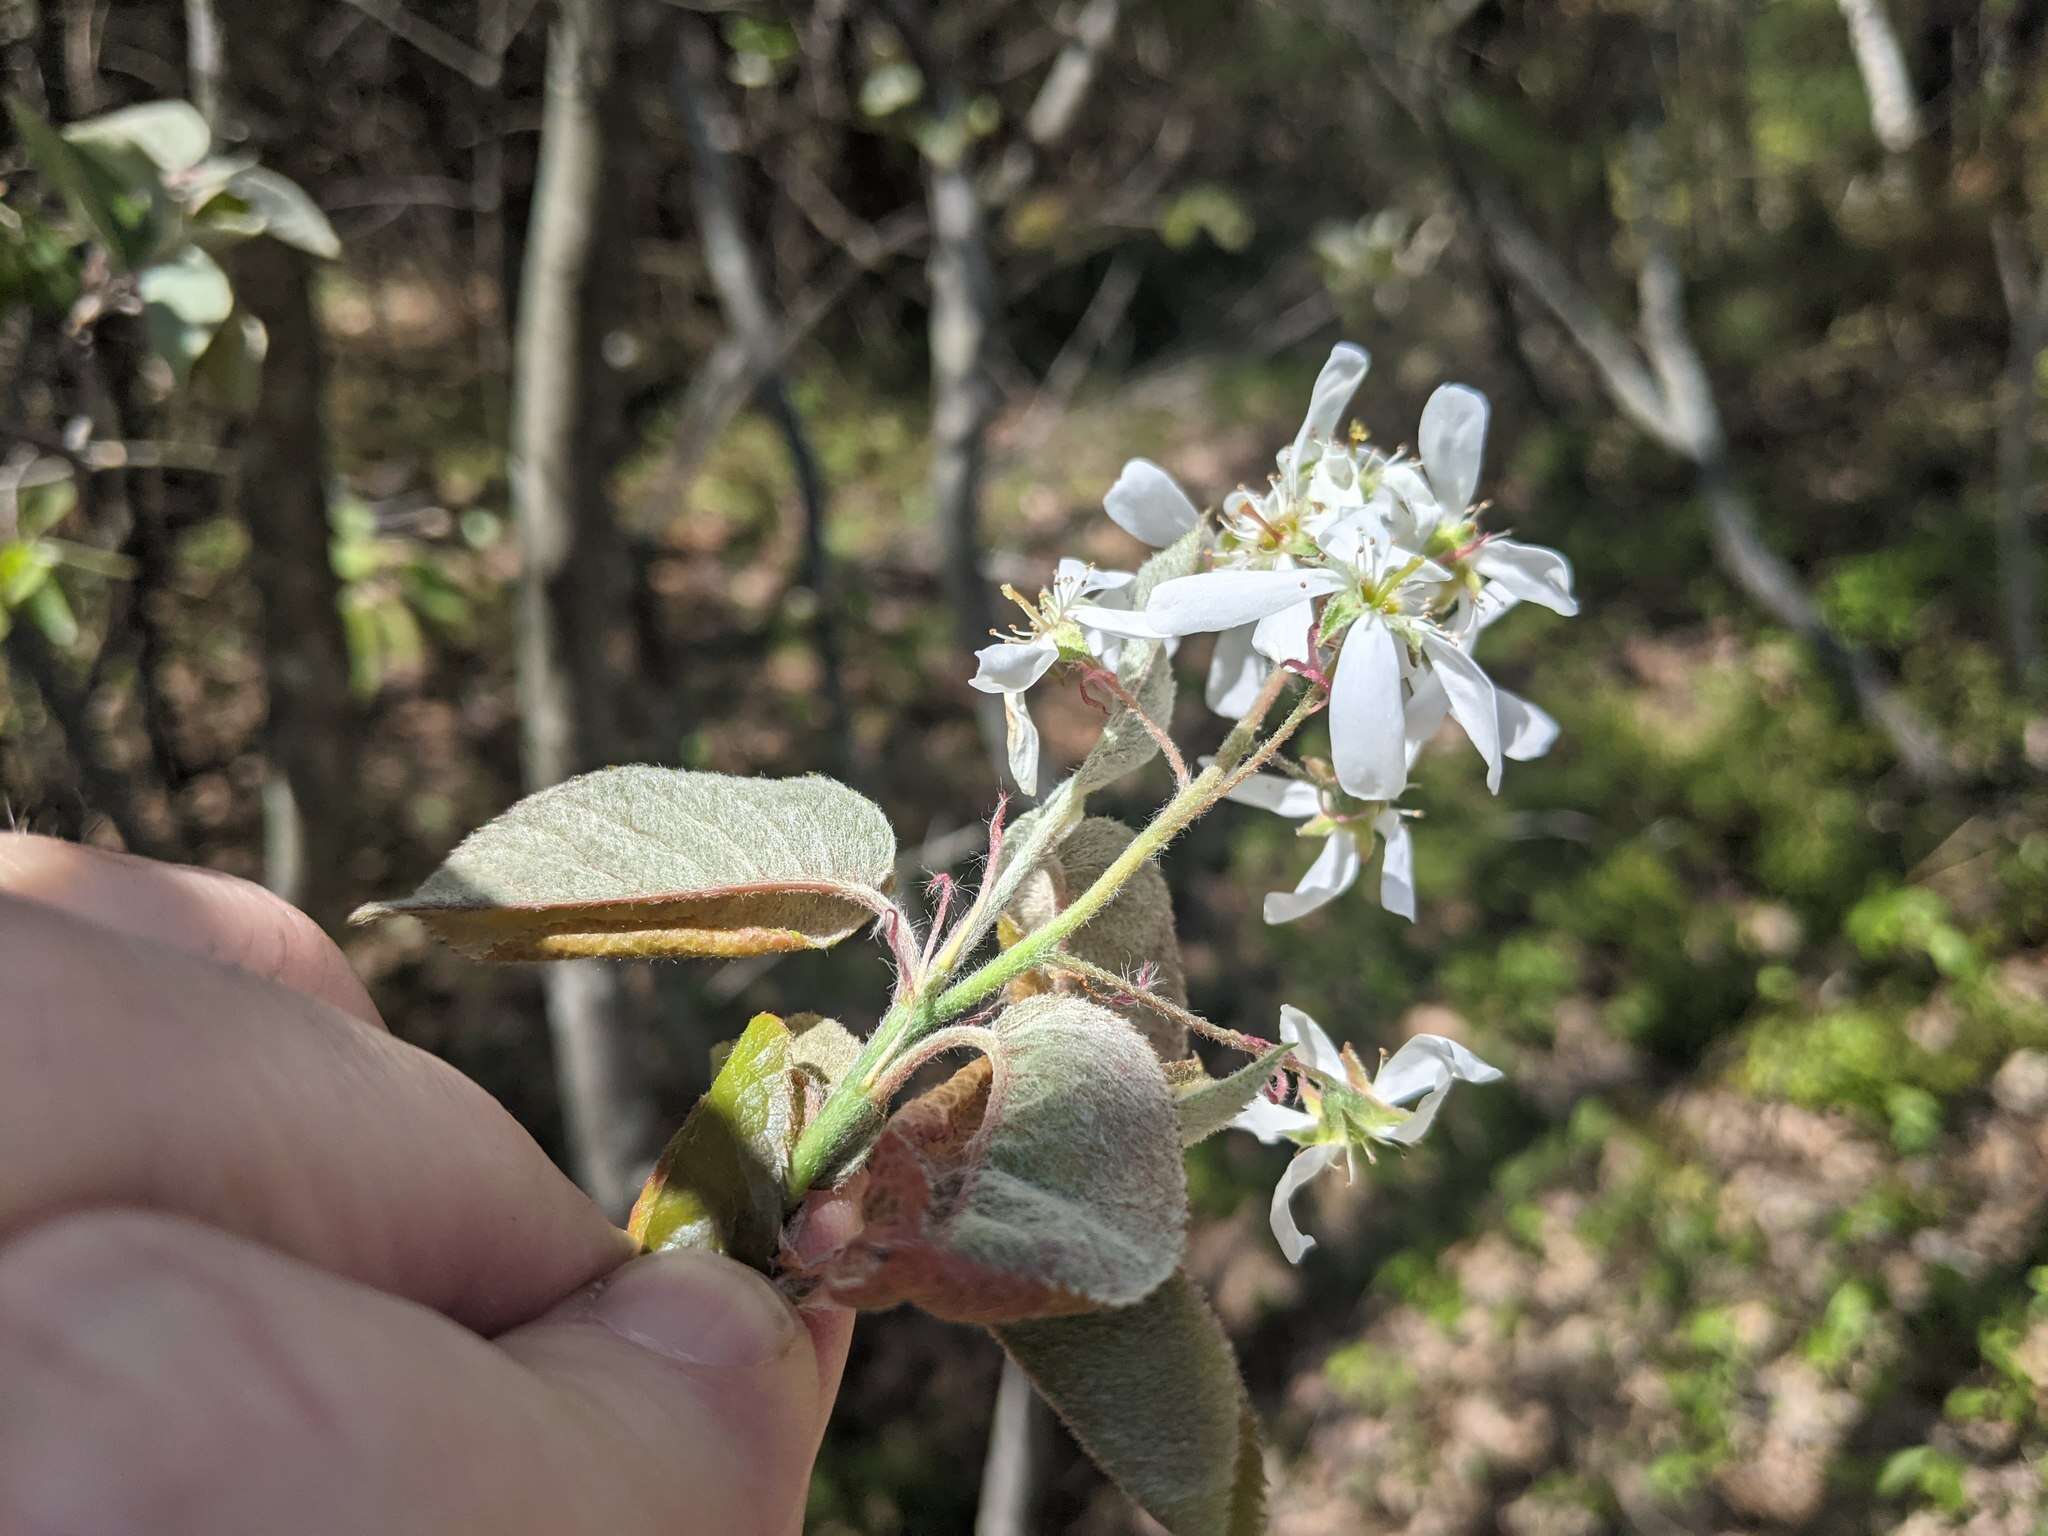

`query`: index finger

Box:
[0,890,633,1333]
[0,835,380,1027]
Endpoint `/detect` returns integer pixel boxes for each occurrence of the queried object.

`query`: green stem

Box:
[784,673,1323,1204]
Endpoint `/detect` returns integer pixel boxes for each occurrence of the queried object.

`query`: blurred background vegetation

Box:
[4,0,2048,1531]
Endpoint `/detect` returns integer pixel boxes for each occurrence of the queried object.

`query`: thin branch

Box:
[1836,0,1926,155]
[1992,213,2046,678]
[335,0,503,87]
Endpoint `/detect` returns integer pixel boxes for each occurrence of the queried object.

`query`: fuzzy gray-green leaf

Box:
[996,1270,1266,1536]
[1172,1042,1293,1145]
[797,994,1186,1321]
[350,766,895,960]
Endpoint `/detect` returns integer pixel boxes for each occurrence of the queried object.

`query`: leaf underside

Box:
[792,994,1187,1323]
[350,766,896,960]
[996,1270,1267,1536]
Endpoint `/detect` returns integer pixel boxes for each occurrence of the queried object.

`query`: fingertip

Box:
[0,833,382,1028]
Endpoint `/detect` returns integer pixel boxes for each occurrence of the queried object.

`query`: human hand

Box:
[0,834,851,1536]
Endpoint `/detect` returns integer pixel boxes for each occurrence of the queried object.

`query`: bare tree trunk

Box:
[975,1357,1050,1536]
[1993,216,2046,682]
[199,0,360,922]
[513,0,656,1215]
[671,18,848,770]
[925,125,1001,755]
[230,240,360,916]
[1837,0,1925,154]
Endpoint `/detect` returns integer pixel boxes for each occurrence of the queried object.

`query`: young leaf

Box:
[1074,527,1201,794]
[996,1271,1266,1536]
[790,994,1186,1322]
[628,1012,796,1266]
[1005,816,1187,1056]
[225,167,341,259]
[1169,1042,1293,1145]
[350,766,896,960]
[138,246,234,380]
[7,95,136,265]
[64,100,211,175]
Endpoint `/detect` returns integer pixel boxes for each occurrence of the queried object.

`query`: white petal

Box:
[971,639,1058,694]
[1278,1004,1346,1076]
[1223,769,1321,818]
[1380,461,1441,539]
[1374,809,1416,922]
[1474,538,1578,616]
[1002,692,1041,794]
[1252,599,1316,666]
[1418,629,1502,793]
[1402,668,1450,769]
[1330,617,1408,800]
[1145,568,1344,636]
[1105,458,1200,547]
[1057,556,1135,595]
[1264,828,1361,924]
[1419,383,1488,513]
[1229,1094,1317,1144]
[1291,343,1371,474]
[1269,1144,1344,1263]
[1204,623,1268,718]
[1373,1034,1503,1146]
[1069,602,1166,639]
[1498,688,1560,760]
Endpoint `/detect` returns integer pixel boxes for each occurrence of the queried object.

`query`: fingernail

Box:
[583,1251,798,1368]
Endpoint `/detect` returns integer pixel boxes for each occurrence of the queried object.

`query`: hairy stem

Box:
[1043,953,1277,1057]
[786,668,1322,1202]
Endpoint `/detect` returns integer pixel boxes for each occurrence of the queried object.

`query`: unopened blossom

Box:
[1232,1006,1503,1262]
[1222,768,1415,923]
[969,560,1134,794]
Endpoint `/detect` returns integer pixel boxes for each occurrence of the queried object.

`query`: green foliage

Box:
[1875,1444,1969,1517]
[1321,1339,1419,1415]
[4,94,337,405]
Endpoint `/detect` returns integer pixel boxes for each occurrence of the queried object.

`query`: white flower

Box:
[1387,384,1578,618]
[1222,769,1415,923]
[1231,1006,1503,1263]
[1404,586,1561,767]
[1102,345,1373,714]
[969,560,1133,794]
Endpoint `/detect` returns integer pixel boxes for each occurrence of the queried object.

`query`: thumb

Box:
[498,1250,854,1536]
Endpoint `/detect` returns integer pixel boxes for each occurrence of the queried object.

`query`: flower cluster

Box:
[968,342,1570,1261]
[975,342,1577,921]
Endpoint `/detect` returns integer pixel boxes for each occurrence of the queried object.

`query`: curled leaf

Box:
[788,995,1186,1323]
[351,766,896,960]
[996,1271,1266,1536]
[628,1012,796,1266]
